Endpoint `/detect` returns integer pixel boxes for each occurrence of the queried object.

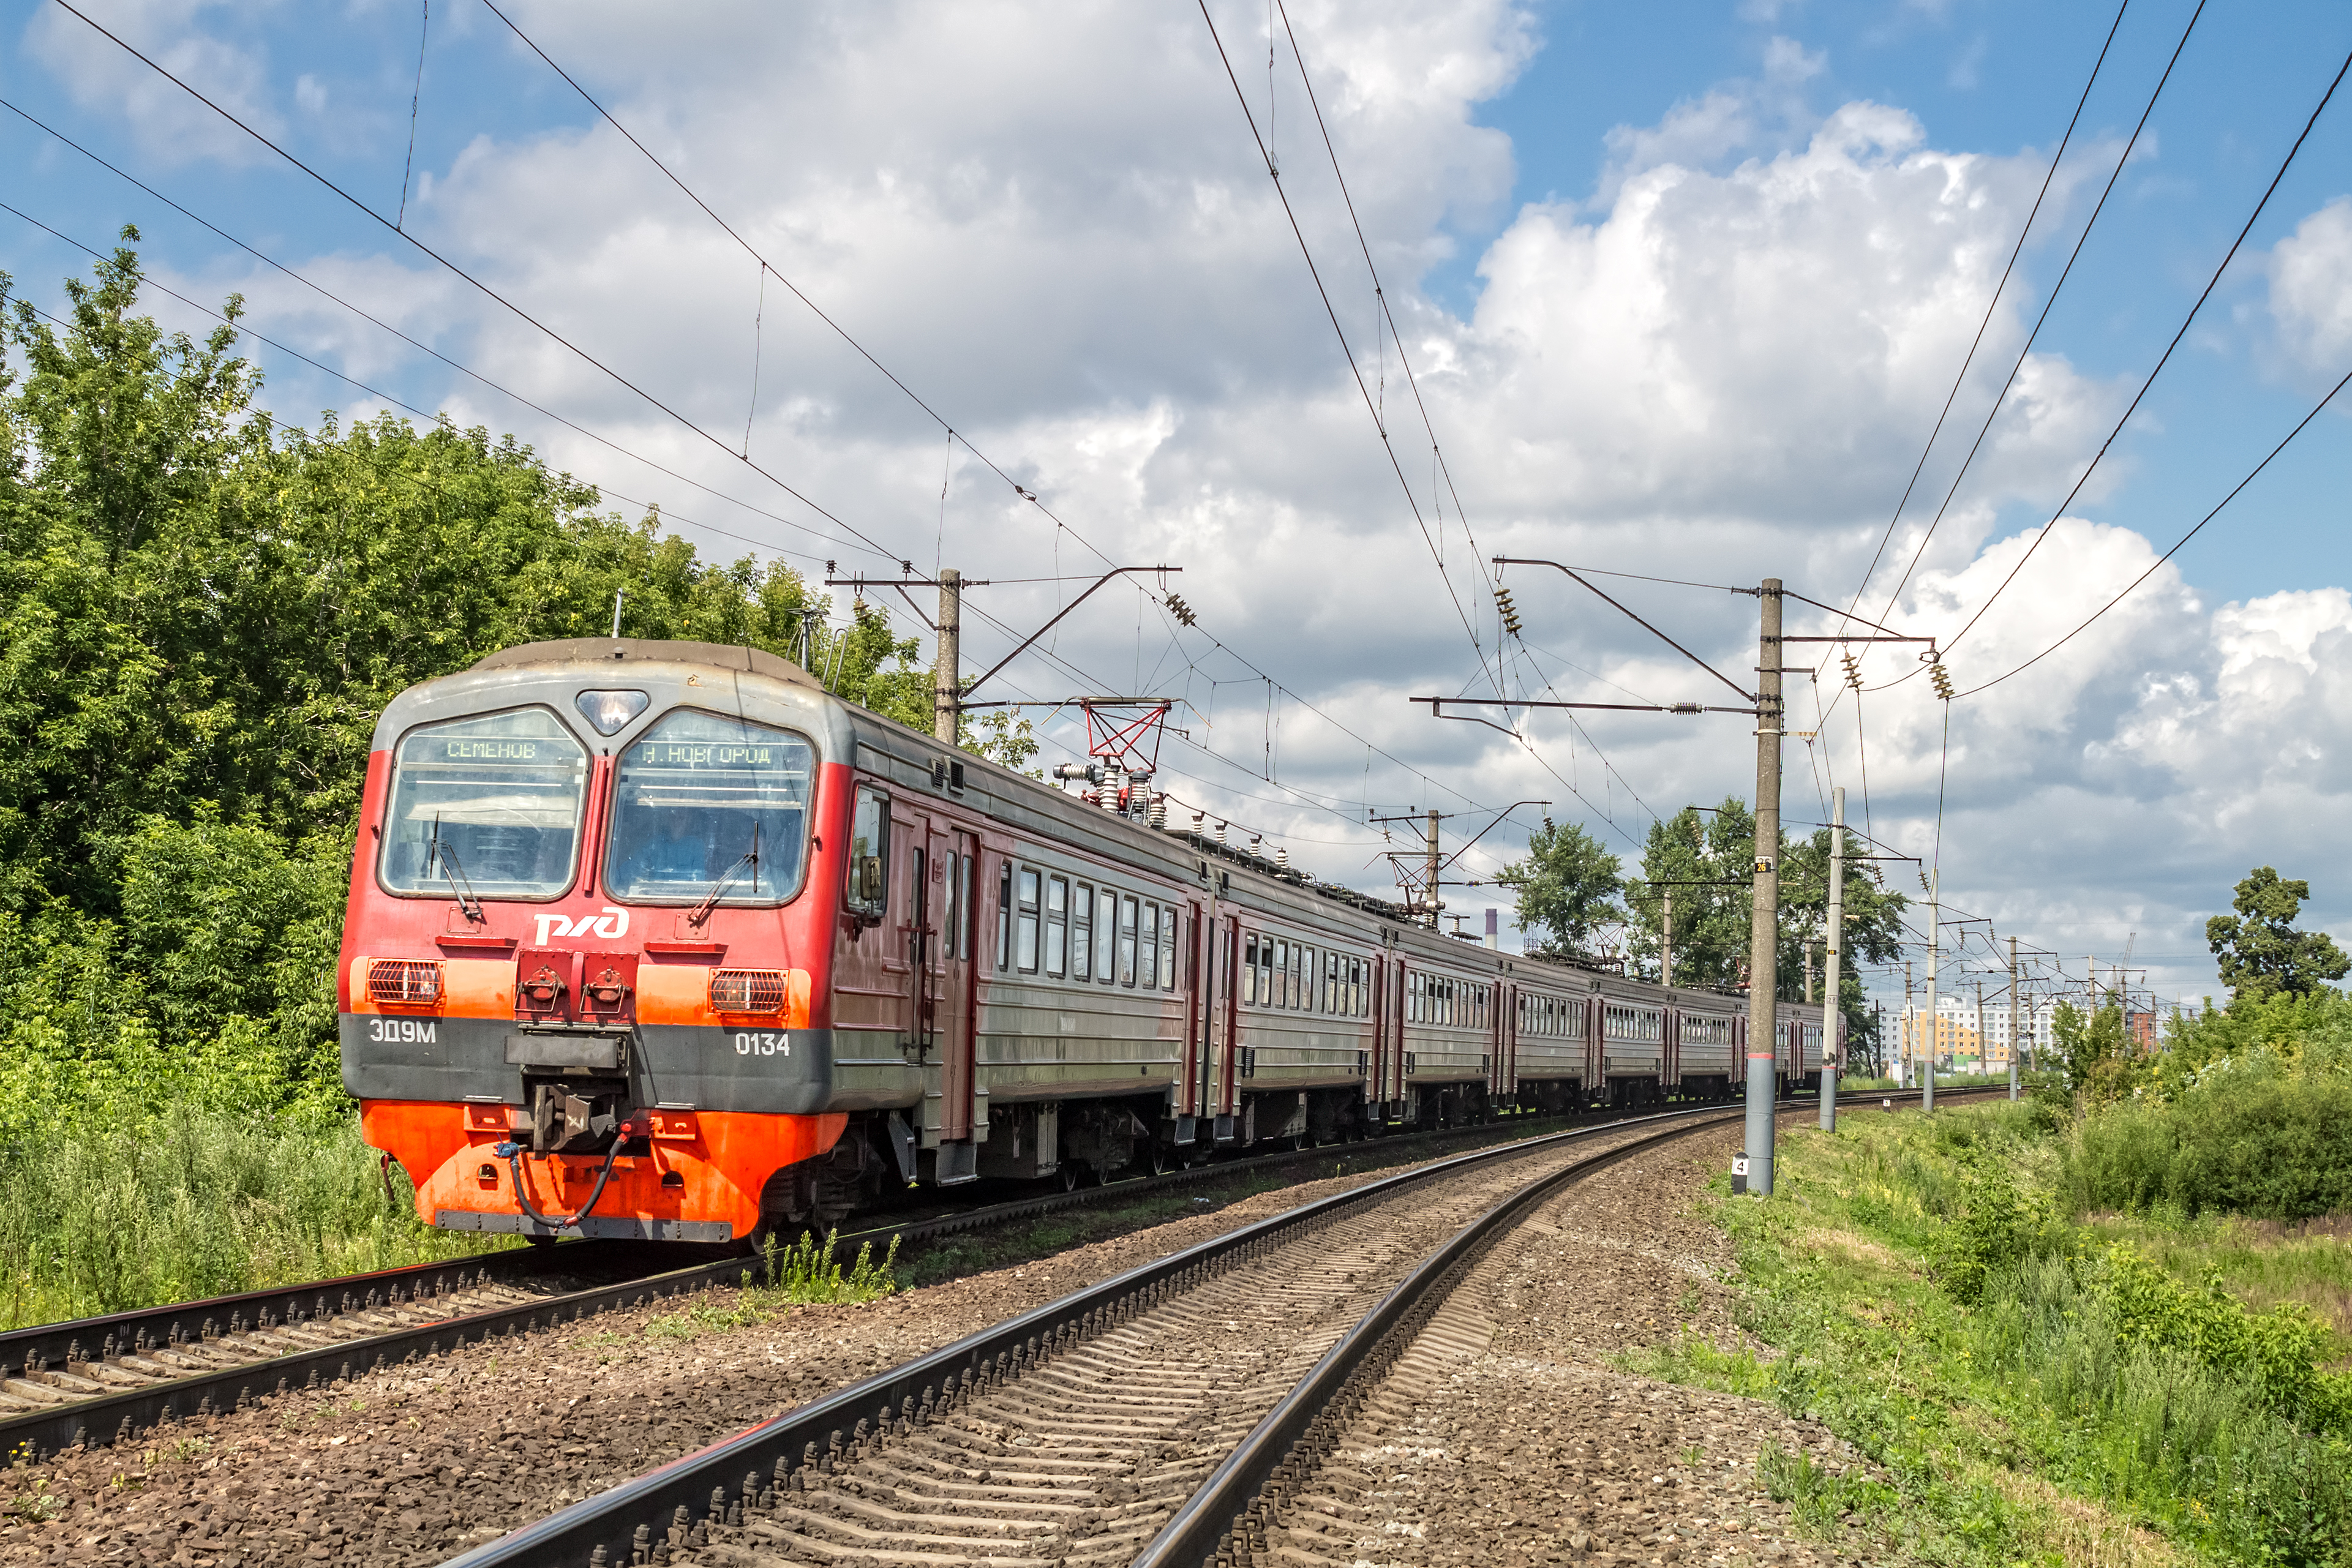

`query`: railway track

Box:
[431,1089,1999,1568]
[0,1095,1732,1465]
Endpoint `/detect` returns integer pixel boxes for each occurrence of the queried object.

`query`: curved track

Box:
[431,1089,2001,1568]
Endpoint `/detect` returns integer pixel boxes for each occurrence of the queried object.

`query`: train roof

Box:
[445,639,1816,1017]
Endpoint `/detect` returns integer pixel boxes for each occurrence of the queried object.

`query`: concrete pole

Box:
[1821,785,1844,1131]
[2008,936,2021,1100]
[1662,890,1674,989]
[1901,961,1913,1088]
[1744,579,1784,1196]
[1805,942,1815,1005]
[1425,809,1443,929]
[933,568,962,746]
[1924,868,1939,1112]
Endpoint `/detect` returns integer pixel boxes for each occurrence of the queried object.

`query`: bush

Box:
[2064,1053,2352,1220]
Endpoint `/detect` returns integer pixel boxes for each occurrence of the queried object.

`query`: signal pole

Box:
[2008,935,2021,1100]
[1924,868,1939,1112]
[1426,809,1443,929]
[1821,785,1844,1131]
[1662,890,1674,988]
[934,568,961,745]
[1743,579,1783,1196]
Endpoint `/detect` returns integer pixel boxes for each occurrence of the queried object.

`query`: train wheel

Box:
[1058,1163,1081,1193]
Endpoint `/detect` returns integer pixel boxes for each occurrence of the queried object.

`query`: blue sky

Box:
[3,0,2350,1008]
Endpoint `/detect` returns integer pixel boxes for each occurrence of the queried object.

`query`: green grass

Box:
[1654,1103,2352,1567]
[0,1101,511,1326]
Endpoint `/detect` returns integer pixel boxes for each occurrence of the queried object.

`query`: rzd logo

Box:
[534,907,631,946]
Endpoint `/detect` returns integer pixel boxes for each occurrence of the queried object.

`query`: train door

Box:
[1663,1005,1680,1094]
[1214,912,1242,1135]
[1489,980,1506,1103]
[927,822,977,1145]
[1182,896,1211,1125]
[1584,994,1605,1103]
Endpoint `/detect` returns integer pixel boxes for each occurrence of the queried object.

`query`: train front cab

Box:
[342,640,863,1243]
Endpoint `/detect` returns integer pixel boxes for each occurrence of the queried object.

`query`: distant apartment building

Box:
[1900,994,2061,1074]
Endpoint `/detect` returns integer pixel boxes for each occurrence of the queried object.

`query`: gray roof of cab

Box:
[470,638,821,689]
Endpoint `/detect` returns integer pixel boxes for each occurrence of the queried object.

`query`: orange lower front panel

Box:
[361,1100,849,1241]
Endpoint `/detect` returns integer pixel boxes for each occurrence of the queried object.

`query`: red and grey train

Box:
[340,637,1831,1242]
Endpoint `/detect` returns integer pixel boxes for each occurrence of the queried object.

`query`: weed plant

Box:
[0,1100,508,1326]
[1678,1102,2352,1567]
[757,1228,901,1305]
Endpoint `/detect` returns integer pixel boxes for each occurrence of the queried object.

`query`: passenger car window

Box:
[1138,904,1159,989]
[1071,882,1092,981]
[1045,876,1069,977]
[1016,868,1041,972]
[1119,896,1139,986]
[380,707,587,900]
[1160,911,1177,992]
[1096,887,1118,983]
[604,710,814,904]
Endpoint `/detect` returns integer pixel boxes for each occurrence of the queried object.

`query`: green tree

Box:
[1620,798,1904,1053]
[2050,994,2141,1101]
[1497,816,1623,959]
[2206,867,2350,1005]
[0,239,934,1111]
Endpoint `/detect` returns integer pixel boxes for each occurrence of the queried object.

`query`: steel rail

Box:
[0,1099,1682,1463]
[431,1097,1786,1568]
[1134,1119,1711,1567]
[0,1242,691,1414]
[1142,1087,2010,1566]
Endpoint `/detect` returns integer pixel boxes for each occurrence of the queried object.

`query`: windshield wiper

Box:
[429,814,487,924]
[686,820,761,928]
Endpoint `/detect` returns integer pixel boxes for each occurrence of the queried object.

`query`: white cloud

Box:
[30,0,2335,997]
[2267,196,2352,375]
[21,0,286,167]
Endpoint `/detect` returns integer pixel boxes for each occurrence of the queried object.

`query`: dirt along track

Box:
[1258,1110,1879,1568]
[0,1118,1684,1567]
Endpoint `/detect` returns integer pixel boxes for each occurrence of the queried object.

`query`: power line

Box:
[0,94,894,565]
[1194,0,1502,699]
[1955,356,2352,697]
[1832,0,2133,645]
[47,0,907,568]
[457,0,1525,858]
[1928,37,2352,668]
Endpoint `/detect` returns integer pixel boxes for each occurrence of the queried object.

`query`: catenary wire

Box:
[1920,37,2352,670]
[47,0,909,568]
[440,1,1529,861]
[1955,356,2352,696]
[1831,0,2132,645]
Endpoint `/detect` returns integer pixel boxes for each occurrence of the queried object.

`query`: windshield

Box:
[604,710,816,905]
[380,708,588,899]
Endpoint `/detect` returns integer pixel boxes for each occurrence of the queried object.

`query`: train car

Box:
[340,636,1825,1243]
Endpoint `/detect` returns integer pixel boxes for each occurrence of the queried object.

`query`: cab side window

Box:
[847,787,890,918]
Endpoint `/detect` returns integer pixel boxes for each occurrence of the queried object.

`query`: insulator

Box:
[1841,649,1863,690]
[1215,820,1228,846]
[1276,846,1290,869]
[1149,797,1167,830]
[1929,661,1956,702]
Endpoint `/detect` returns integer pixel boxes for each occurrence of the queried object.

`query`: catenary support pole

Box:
[1425,809,1443,929]
[1924,868,1939,1113]
[2009,936,2021,1100]
[1901,961,1913,1088]
[1744,579,1783,1195]
[1662,890,1675,988]
[933,568,961,746]
[1821,785,1844,1131]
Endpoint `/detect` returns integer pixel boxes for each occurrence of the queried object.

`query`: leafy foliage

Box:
[1620,799,1905,1051]
[1495,815,1622,958]
[2207,866,2350,1003]
[0,240,937,1122]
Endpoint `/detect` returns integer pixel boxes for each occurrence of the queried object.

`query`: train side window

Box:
[1095,887,1118,983]
[1015,868,1042,973]
[847,787,890,918]
[1119,896,1139,986]
[1072,883,1093,981]
[1160,910,1177,992]
[1242,933,1259,1005]
[1271,940,1287,1010]
[1138,904,1159,989]
[1045,876,1069,977]
[942,849,960,958]
[1353,958,1366,1016]
[1300,946,1315,1011]
[1258,938,1273,1007]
